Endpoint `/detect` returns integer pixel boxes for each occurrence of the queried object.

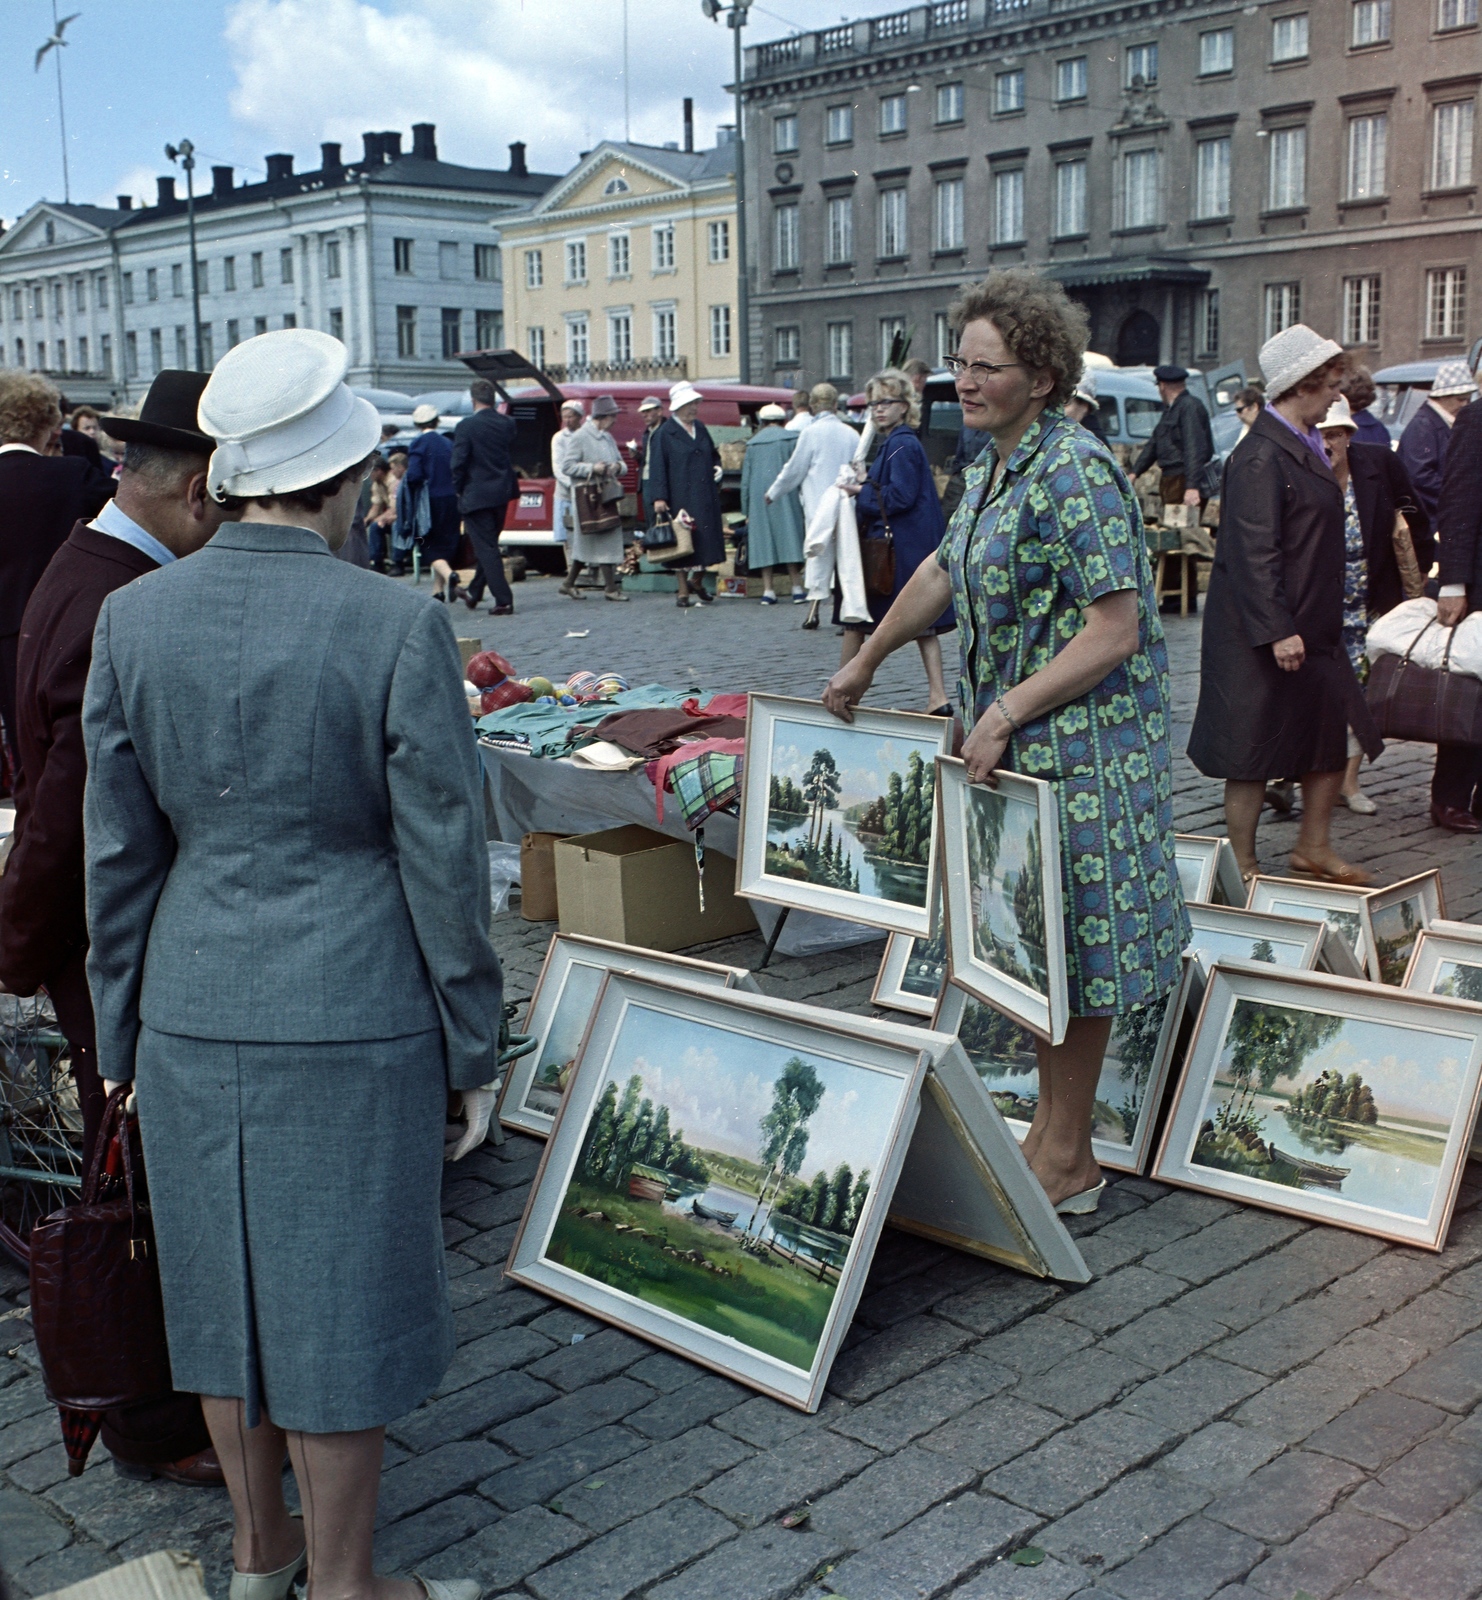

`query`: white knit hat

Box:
[199,329,380,501]
[1318,395,1358,431]
[1259,324,1345,401]
[1430,359,1478,399]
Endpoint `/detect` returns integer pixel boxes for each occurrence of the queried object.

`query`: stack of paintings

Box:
[1174,834,1246,906]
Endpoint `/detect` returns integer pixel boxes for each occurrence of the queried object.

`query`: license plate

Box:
[519,492,544,508]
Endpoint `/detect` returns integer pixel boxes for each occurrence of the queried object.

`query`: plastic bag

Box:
[488,841,522,916]
[1367,599,1482,681]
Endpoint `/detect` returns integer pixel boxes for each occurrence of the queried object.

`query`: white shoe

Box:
[229,1521,306,1600]
[1341,790,1377,815]
[791,589,807,604]
[1054,1178,1107,1216]
[413,1578,482,1600]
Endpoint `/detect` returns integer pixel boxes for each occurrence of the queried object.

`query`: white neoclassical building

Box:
[0,125,558,405]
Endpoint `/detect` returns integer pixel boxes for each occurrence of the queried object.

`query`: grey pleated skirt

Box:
[134,1025,454,1433]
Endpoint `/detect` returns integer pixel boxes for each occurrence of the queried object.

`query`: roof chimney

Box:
[411,123,437,161]
[212,165,234,198]
[508,141,527,177]
[361,131,384,165]
[156,176,176,206]
[379,131,402,160]
[264,153,295,182]
[684,98,694,154]
[321,142,342,176]
[117,195,132,211]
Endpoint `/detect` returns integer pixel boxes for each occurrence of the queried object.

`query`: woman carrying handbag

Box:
[558,395,629,601]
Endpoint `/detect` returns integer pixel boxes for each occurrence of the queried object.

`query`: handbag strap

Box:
[81,1087,131,1206]
[1402,618,1438,667]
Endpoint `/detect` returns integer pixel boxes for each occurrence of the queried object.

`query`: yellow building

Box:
[497,139,739,383]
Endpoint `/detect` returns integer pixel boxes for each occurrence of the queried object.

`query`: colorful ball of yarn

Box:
[566,670,598,695]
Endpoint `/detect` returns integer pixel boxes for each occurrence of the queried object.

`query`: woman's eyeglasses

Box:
[943,356,1025,383]
[869,397,907,409]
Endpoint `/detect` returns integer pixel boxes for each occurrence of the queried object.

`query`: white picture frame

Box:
[1405,929,1482,1161]
[1366,870,1445,986]
[936,757,1069,1045]
[497,934,753,1139]
[1174,834,1246,906]
[1246,876,1377,981]
[872,927,948,1017]
[1153,962,1482,1251]
[736,693,952,939]
[1186,903,1325,972]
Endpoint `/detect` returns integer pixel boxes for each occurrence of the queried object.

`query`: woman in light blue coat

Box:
[740,403,806,603]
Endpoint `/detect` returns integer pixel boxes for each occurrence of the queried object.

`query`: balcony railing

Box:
[872,10,913,41]
[542,357,688,383]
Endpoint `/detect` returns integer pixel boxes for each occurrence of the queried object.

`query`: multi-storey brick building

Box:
[740,0,1480,389]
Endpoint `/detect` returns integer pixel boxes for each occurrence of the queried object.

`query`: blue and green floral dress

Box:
[938,409,1190,1017]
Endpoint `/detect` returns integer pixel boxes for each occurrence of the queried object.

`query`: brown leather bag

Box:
[574,482,622,536]
[29,1087,174,1421]
[1392,512,1425,601]
[861,506,896,597]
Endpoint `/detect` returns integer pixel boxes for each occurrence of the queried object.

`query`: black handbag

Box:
[641,510,677,551]
[1366,619,1482,746]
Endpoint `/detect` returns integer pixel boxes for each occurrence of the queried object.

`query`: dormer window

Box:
[45,221,55,244]
[604,176,630,195]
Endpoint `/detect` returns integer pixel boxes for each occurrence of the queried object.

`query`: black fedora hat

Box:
[99,370,214,451]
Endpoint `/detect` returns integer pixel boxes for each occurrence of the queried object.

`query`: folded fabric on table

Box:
[476,683,698,757]
[647,737,747,824]
[682,692,749,720]
[586,707,747,759]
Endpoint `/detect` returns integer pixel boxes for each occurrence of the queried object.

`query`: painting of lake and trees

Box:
[764,721,941,908]
[1370,896,1424,986]
[964,784,1050,995]
[541,1005,906,1373]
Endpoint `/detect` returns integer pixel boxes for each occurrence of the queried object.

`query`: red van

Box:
[458,350,794,556]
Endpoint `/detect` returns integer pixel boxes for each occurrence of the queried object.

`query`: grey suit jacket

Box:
[83,521,503,1090]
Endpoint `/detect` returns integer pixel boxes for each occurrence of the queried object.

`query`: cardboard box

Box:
[521,831,570,922]
[554,824,757,951]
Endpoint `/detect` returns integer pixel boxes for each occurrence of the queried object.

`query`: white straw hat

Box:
[1430,359,1478,399]
[200,329,381,501]
[411,402,441,425]
[1259,324,1345,401]
[1318,395,1358,431]
[757,402,787,421]
[669,381,704,410]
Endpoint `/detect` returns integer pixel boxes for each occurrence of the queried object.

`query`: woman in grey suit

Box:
[84,330,501,1600]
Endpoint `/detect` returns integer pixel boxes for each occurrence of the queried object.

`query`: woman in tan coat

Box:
[556,396,628,600]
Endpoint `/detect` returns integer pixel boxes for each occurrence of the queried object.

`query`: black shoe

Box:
[491,604,514,616]
[389,563,406,577]
[695,588,715,605]
[463,591,483,610]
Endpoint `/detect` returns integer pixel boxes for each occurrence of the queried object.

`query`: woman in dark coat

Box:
[647,384,724,606]
[841,369,956,714]
[1188,325,1382,885]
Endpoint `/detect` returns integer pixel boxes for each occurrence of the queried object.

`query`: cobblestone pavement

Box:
[2,576,1480,1600]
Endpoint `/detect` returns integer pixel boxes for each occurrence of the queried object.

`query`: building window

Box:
[441,308,462,358]
[474,244,501,282]
[1267,126,1308,208]
[1351,0,1391,44]
[171,263,184,297]
[53,283,64,320]
[56,339,66,372]
[826,320,853,379]
[228,317,243,348]
[1431,101,1475,189]
[1347,113,1388,198]
[1057,57,1088,102]
[525,249,543,289]
[476,309,502,347]
[566,315,589,369]
[652,223,676,272]
[73,278,86,313]
[934,177,965,250]
[994,169,1025,243]
[150,328,162,371]
[936,83,964,124]
[95,272,109,310]
[77,336,87,371]
[879,94,907,135]
[880,316,905,365]
[393,238,413,274]
[564,239,587,283]
[199,260,211,295]
[609,310,633,363]
[198,325,213,368]
[1438,0,1478,27]
[281,248,295,284]
[995,69,1025,113]
[775,325,800,365]
[1198,289,1220,356]
[603,176,630,195]
[316,239,336,280]
[826,195,854,263]
[1195,137,1231,218]
[35,341,45,370]
[125,331,138,378]
[397,305,416,358]
[223,256,236,291]
[253,316,268,337]
[708,220,730,263]
[1123,149,1161,227]
[609,233,631,277]
[826,104,854,144]
[251,251,264,288]
[1343,275,1381,344]
[935,311,953,363]
[653,306,677,362]
[1055,160,1088,236]
[528,326,545,366]
[438,241,458,280]
[1126,42,1158,85]
[774,203,800,270]
[1271,13,1309,60]
[99,333,111,375]
[1427,267,1467,338]
[122,272,135,306]
[1264,281,1302,339]
[175,326,188,366]
[774,114,798,153]
[878,187,909,257]
[710,304,732,359]
[283,313,296,329]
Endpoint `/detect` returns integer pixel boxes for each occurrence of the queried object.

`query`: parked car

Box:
[1372,339,1482,443]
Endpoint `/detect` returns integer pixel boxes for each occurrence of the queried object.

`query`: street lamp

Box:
[703,0,752,383]
[165,139,204,371]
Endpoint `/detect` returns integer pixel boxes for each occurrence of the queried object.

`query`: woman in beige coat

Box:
[556,395,628,600]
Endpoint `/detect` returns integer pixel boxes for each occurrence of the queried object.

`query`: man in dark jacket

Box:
[1133,364,1215,510]
[0,370,228,1485]
[451,378,519,615]
[1430,368,1482,831]
[1398,359,1476,524]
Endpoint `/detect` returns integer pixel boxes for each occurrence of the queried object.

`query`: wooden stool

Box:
[1154,550,1198,616]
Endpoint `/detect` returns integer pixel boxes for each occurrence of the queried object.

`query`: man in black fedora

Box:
[0,370,231,1488]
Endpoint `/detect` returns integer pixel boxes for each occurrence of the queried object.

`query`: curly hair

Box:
[865,367,922,429]
[1341,365,1377,412]
[948,270,1090,408]
[1288,355,1346,400]
[0,371,62,446]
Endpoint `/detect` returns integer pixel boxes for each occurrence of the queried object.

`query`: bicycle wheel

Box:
[0,993,85,1269]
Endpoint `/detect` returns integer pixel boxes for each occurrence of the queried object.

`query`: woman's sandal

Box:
[1054,1178,1107,1216]
[412,1576,481,1600]
[1289,851,1371,887]
[228,1517,306,1600]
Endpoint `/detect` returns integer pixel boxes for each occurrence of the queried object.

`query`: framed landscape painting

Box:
[736,694,952,939]
[1185,904,1325,972]
[1153,963,1482,1250]
[498,935,753,1138]
[1246,876,1376,980]
[1405,931,1482,1161]
[936,757,1068,1044]
[1174,835,1246,906]
[506,974,928,1411]
[873,926,948,1017]
[1367,871,1445,986]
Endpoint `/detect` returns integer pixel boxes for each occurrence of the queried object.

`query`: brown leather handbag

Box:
[574,482,623,536]
[30,1088,174,1436]
[861,508,896,598]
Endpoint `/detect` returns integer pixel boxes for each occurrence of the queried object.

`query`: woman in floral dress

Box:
[824,271,1188,1213]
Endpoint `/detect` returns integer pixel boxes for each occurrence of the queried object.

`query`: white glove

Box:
[713,465,723,482]
[445,1082,498,1161]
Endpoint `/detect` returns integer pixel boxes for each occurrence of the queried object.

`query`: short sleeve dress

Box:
[937,408,1190,1017]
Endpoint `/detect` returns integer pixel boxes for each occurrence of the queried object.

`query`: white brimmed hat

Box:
[758,402,786,421]
[1430,358,1477,399]
[669,381,704,409]
[1259,324,1345,400]
[411,402,441,425]
[200,329,381,501]
[1318,395,1358,432]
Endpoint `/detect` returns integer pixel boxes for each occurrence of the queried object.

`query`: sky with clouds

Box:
[0,0,848,228]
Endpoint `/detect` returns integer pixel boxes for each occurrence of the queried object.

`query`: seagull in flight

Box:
[35,12,81,71]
